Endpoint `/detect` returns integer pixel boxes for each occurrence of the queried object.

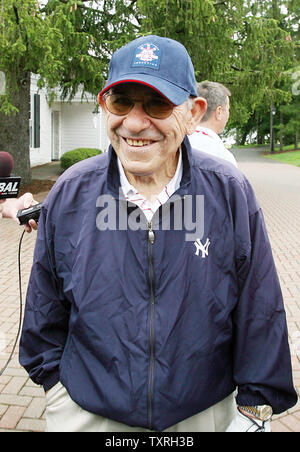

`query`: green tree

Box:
[0,0,138,184]
[1,0,297,183]
[275,0,300,149]
[277,70,300,149]
[138,0,295,133]
[231,0,300,146]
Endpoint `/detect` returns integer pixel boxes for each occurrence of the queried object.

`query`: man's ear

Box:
[97,93,107,113]
[215,105,222,121]
[186,97,207,135]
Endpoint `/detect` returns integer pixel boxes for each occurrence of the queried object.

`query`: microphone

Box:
[0,151,42,224]
[0,151,21,199]
[0,151,14,176]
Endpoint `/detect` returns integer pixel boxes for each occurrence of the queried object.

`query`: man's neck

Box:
[198,120,220,135]
[123,150,180,202]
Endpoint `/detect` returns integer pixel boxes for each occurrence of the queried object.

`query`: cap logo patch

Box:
[132,43,161,70]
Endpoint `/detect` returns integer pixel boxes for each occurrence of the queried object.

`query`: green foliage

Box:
[0,0,298,151]
[60,147,102,170]
[227,0,300,145]
[264,150,300,167]
[0,0,139,113]
[137,0,296,126]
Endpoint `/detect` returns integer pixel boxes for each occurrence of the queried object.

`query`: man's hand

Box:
[226,410,271,432]
[1,193,38,232]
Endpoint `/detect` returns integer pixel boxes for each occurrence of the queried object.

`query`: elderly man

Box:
[19,35,297,433]
[188,81,237,166]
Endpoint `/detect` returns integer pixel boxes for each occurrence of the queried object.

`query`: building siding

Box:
[29,74,108,167]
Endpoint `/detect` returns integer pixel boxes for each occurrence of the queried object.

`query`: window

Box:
[33,94,40,148]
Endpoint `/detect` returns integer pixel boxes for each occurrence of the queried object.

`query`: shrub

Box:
[60,148,102,171]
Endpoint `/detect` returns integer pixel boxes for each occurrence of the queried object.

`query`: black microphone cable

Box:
[0,229,26,376]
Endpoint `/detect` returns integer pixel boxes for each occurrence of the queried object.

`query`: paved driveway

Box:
[0,149,299,432]
[232,147,300,431]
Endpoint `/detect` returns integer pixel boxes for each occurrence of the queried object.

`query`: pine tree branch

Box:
[231,65,260,73]
[13,6,19,24]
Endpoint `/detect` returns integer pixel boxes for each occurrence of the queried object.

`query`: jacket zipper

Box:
[147,221,155,430]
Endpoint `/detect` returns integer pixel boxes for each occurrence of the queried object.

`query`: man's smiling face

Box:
[100,83,195,179]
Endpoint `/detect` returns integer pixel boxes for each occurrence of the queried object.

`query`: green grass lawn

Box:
[264,150,300,167]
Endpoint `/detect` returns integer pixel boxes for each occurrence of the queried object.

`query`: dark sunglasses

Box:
[102,92,174,119]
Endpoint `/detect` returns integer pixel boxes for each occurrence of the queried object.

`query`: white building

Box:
[29,74,110,167]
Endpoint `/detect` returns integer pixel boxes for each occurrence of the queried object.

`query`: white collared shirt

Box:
[188,126,237,167]
[118,149,183,222]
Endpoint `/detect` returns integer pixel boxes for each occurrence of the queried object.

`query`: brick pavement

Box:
[0,191,47,432]
[233,147,300,432]
[0,150,299,432]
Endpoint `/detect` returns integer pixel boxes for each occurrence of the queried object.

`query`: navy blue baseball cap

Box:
[99,35,198,105]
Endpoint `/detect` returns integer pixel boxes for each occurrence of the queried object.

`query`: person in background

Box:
[19,35,297,433]
[188,81,237,166]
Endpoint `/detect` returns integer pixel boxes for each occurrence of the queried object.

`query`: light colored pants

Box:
[45,381,237,432]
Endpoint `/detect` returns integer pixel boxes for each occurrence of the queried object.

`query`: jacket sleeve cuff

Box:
[236,393,269,407]
[42,370,60,392]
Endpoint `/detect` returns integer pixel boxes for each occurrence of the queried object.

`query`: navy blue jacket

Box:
[19,138,297,431]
